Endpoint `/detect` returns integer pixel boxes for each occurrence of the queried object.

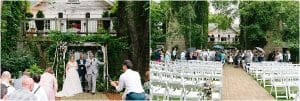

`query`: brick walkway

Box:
[58,92,109,100]
[221,64,275,100]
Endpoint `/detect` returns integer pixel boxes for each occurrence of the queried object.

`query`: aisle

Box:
[57,92,109,100]
[221,64,275,100]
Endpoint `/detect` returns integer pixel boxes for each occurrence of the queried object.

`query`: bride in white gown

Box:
[56,55,83,97]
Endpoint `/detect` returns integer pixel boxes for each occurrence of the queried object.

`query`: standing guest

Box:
[258,52,265,62]
[180,51,186,60]
[110,60,145,100]
[274,52,280,62]
[283,50,291,62]
[165,50,171,62]
[14,71,30,90]
[220,51,226,65]
[1,71,15,95]
[32,75,48,101]
[40,67,58,101]
[245,50,252,64]
[1,84,8,101]
[192,51,198,60]
[160,49,165,62]
[228,53,234,64]
[278,51,283,62]
[172,47,177,61]
[8,77,37,101]
[155,49,161,62]
[77,53,87,91]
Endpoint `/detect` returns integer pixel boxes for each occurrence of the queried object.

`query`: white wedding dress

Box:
[56,61,83,97]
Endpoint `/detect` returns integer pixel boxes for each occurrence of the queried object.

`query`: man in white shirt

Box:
[32,75,48,101]
[1,71,15,95]
[110,60,145,100]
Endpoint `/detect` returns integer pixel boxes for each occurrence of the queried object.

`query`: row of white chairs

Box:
[150,60,223,101]
[245,62,300,99]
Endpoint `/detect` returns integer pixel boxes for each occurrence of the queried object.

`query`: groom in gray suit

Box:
[85,53,104,95]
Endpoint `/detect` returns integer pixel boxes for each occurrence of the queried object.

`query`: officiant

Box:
[77,53,87,91]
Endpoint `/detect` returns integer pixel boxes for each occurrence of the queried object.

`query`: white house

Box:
[28,0,114,34]
[208,23,239,44]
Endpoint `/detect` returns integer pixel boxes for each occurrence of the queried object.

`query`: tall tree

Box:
[117,1,149,80]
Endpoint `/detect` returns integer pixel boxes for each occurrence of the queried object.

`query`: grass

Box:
[251,75,298,101]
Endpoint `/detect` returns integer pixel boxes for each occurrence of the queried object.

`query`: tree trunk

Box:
[125,1,149,81]
[36,43,47,68]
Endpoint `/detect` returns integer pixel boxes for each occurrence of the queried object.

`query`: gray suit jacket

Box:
[85,58,104,75]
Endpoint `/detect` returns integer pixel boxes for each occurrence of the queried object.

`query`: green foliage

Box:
[240,24,267,49]
[209,14,232,30]
[28,64,44,75]
[211,1,239,19]
[1,1,33,78]
[1,1,27,53]
[25,12,33,18]
[239,1,299,60]
[151,1,208,49]
[36,10,45,18]
[150,1,169,49]
[1,50,37,78]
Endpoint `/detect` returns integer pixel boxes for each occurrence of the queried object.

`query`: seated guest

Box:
[40,67,58,101]
[8,77,37,101]
[1,84,8,101]
[32,75,48,101]
[14,71,30,90]
[110,60,145,100]
[1,71,15,95]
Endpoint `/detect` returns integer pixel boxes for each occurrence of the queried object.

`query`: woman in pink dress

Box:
[40,67,58,101]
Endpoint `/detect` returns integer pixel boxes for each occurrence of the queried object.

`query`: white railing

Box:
[25,17,115,34]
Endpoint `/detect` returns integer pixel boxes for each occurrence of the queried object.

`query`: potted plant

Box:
[25,12,34,37]
[35,10,45,31]
[28,64,43,76]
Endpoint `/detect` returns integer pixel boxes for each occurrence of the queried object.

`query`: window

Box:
[210,38,215,42]
[58,12,63,18]
[67,0,80,4]
[45,20,50,30]
[68,0,79,2]
[221,37,227,42]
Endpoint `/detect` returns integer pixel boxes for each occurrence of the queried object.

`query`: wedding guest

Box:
[1,84,8,101]
[180,51,186,60]
[8,77,37,101]
[110,60,145,100]
[1,71,15,95]
[172,47,177,60]
[165,50,171,62]
[32,75,48,101]
[283,50,291,62]
[40,67,58,101]
[14,71,30,90]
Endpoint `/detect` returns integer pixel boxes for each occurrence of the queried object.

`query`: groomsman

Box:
[77,53,87,91]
